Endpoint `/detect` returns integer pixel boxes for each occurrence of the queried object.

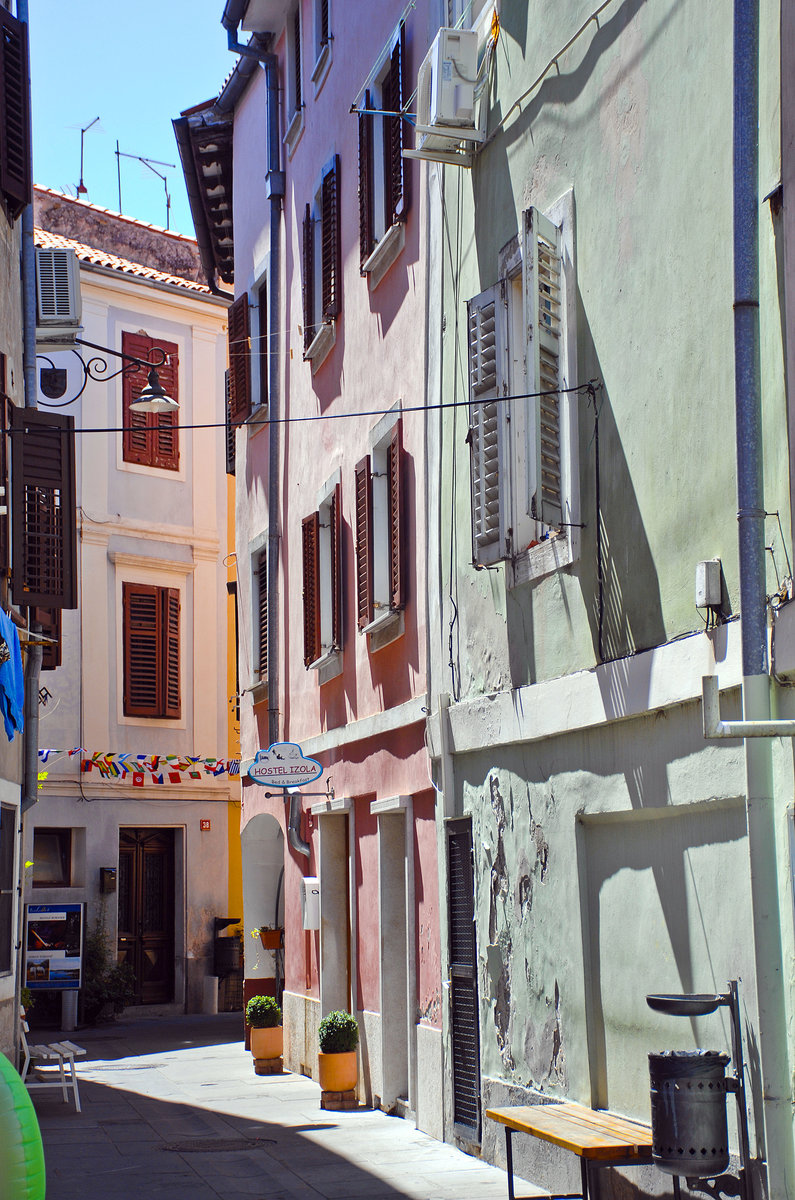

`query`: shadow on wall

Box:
[577,304,666,674]
[575,793,749,1111]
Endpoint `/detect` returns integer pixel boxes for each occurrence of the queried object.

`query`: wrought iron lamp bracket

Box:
[37,337,168,408]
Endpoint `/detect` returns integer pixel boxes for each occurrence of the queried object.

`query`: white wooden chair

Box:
[19,1007,85,1112]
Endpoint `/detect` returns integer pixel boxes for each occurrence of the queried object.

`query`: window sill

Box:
[362,222,405,291]
[311,42,332,95]
[304,319,336,369]
[363,607,404,651]
[309,648,342,684]
[509,532,574,587]
[248,678,269,705]
[283,107,305,160]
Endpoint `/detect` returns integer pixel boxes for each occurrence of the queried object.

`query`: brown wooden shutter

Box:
[302,203,314,352]
[302,511,321,667]
[293,7,302,112]
[11,406,77,609]
[122,331,152,466]
[321,156,340,320]
[35,607,61,671]
[224,370,235,475]
[358,92,374,271]
[123,582,160,716]
[388,23,408,222]
[330,482,342,650]
[257,547,268,677]
[164,588,181,719]
[387,419,404,609]
[354,456,373,629]
[151,340,179,471]
[227,294,251,422]
[0,8,30,219]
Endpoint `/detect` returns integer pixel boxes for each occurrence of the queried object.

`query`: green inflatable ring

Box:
[0,1050,46,1199]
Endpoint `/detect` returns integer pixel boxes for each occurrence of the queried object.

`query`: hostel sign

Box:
[247,742,322,788]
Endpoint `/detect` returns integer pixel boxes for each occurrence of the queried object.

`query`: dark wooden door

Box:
[447,818,481,1138]
[118,828,175,1004]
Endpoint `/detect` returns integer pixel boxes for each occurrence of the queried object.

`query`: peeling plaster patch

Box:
[493,937,514,1072]
[522,981,567,1089]
[488,775,510,944]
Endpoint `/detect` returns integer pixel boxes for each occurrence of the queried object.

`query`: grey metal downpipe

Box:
[732,1,794,1194]
[286,788,310,858]
[264,53,282,751]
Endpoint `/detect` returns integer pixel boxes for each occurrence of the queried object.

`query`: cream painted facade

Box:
[25,198,233,1017]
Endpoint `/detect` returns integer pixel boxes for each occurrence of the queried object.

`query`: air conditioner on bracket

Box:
[35,247,82,350]
[404,27,485,166]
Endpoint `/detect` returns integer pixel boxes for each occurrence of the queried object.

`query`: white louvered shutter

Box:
[526,208,563,528]
[467,284,508,565]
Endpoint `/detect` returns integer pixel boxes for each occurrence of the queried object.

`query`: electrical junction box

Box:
[301,876,320,930]
[696,559,722,608]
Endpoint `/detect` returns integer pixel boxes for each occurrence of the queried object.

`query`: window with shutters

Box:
[311,0,332,90]
[284,5,305,157]
[11,406,77,609]
[302,155,340,368]
[0,7,31,221]
[253,547,268,682]
[122,582,181,720]
[467,193,578,584]
[224,370,236,475]
[356,410,405,643]
[358,23,408,288]
[227,293,252,426]
[302,473,342,679]
[121,331,179,472]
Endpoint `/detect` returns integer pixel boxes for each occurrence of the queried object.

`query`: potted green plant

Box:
[246,994,283,1062]
[318,1010,359,1093]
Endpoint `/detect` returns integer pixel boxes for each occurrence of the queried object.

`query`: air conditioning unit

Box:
[35,247,82,349]
[404,27,486,166]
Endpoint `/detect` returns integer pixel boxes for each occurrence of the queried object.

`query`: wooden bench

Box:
[486,1100,671,1200]
[19,1008,85,1112]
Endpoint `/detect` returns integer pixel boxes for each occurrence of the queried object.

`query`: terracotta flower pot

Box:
[318,1050,357,1093]
[258,929,282,950]
[250,1025,283,1060]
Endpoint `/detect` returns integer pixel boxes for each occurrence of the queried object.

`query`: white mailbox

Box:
[301,875,320,930]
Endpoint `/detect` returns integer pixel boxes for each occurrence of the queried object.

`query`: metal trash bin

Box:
[649,1050,731,1177]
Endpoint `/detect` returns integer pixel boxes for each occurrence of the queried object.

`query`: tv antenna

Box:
[115,146,176,229]
[76,116,100,197]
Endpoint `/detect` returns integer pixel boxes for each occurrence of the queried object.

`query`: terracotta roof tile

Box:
[34,226,212,294]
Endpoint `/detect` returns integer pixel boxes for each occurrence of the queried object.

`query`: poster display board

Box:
[25,903,83,990]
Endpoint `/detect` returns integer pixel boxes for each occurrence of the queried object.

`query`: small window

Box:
[254,548,268,680]
[311,0,332,85]
[0,804,14,972]
[302,156,340,366]
[122,331,179,471]
[356,415,405,636]
[358,23,408,273]
[302,479,342,670]
[284,5,305,154]
[467,195,578,580]
[256,280,268,410]
[227,294,251,424]
[122,582,181,719]
[32,828,71,888]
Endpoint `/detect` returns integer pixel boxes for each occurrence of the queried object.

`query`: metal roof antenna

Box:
[76,116,99,197]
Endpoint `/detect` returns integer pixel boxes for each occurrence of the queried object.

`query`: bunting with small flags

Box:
[38,748,240,783]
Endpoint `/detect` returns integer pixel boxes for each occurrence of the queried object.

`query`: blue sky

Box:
[29,1,236,236]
